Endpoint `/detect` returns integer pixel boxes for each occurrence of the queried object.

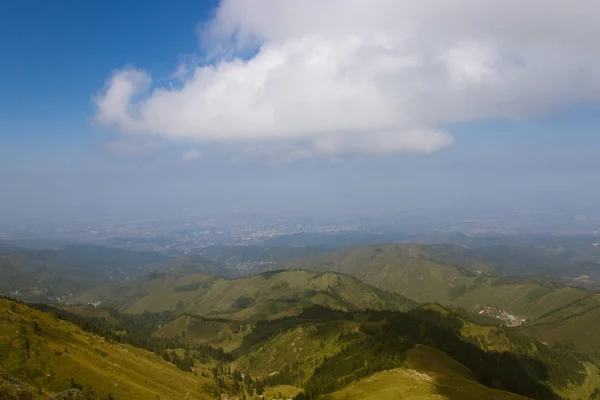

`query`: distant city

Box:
[1,208,599,254]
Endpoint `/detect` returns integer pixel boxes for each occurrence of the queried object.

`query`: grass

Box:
[233,320,363,379]
[283,243,593,321]
[73,270,415,320]
[263,385,303,399]
[0,298,214,399]
[521,293,600,355]
[156,315,250,352]
[321,345,529,400]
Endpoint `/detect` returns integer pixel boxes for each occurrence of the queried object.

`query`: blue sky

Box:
[1,0,599,228]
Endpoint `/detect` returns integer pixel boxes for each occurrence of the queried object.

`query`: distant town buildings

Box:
[479,305,526,327]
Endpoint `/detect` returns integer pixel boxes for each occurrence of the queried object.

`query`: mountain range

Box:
[2,241,600,399]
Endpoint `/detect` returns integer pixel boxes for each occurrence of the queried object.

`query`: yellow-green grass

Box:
[74,270,413,320]
[284,243,593,322]
[321,345,530,400]
[263,385,303,399]
[557,362,600,400]
[286,243,476,304]
[0,299,214,399]
[61,305,117,322]
[233,320,363,378]
[521,293,600,355]
[156,315,250,352]
[450,282,589,320]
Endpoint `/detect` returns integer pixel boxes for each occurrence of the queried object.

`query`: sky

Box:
[1,0,600,228]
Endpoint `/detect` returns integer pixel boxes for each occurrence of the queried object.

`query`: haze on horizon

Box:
[1,0,600,228]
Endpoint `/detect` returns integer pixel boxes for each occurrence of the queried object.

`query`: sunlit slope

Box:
[521,293,600,355]
[232,319,364,379]
[74,270,416,320]
[155,314,250,352]
[285,243,480,303]
[450,282,589,320]
[322,345,530,400]
[0,298,213,400]
[284,243,591,319]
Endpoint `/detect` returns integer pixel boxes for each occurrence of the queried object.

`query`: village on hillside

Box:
[479,305,526,327]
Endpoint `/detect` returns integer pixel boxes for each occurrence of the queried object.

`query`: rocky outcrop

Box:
[0,369,85,400]
[48,389,85,400]
[0,368,35,400]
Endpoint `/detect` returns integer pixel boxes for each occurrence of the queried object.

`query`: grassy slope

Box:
[520,293,600,355]
[264,385,303,399]
[155,315,251,352]
[322,345,530,400]
[284,243,591,319]
[216,303,597,399]
[0,245,168,301]
[0,298,213,400]
[232,320,364,378]
[74,270,416,320]
[450,283,589,320]
[419,304,599,400]
[285,243,478,304]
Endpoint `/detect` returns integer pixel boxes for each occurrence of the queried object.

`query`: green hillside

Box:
[0,245,169,302]
[322,345,530,400]
[232,318,364,380]
[520,293,600,355]
[424,237,600,285]
[73,270,416,320]
[155,315,250,352]
[283,243,591,320]
[284,243,498,303]
[4,295,596,400]
[0,298,214,400]
[181,304,592,400]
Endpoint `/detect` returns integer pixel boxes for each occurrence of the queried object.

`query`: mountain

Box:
[210,304,593,399]
[520,292,600,355]
[321,345,530,400]
[0,298,214,399]
[419,234,600,287]
[72,270,417,320]
[0,245,170,301]
[283,243,495,302]
[155,314,249,352]
[0,245,241,304]
[4,295,596,400]
[282,243,592,320]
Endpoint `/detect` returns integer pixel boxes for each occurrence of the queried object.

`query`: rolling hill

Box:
[0,245,238,304]
[520,292,600,356]
[155,314,251,352]
[282,243,497,303]
[421,234,600,285]
[4,296,597,400]
[321,345,530,400]
[214,304,594,399]
[72,270,417,320]
[282,243,592,320]
[0,245,169,301]
[0,298,214,399]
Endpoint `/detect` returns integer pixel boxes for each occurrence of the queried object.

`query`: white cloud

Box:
[181,149,203,162]
[94,0,600,159]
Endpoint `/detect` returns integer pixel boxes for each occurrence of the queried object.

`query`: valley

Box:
[2,239,600,399]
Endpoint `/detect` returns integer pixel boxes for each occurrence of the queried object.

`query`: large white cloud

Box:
[94,0,600,159]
